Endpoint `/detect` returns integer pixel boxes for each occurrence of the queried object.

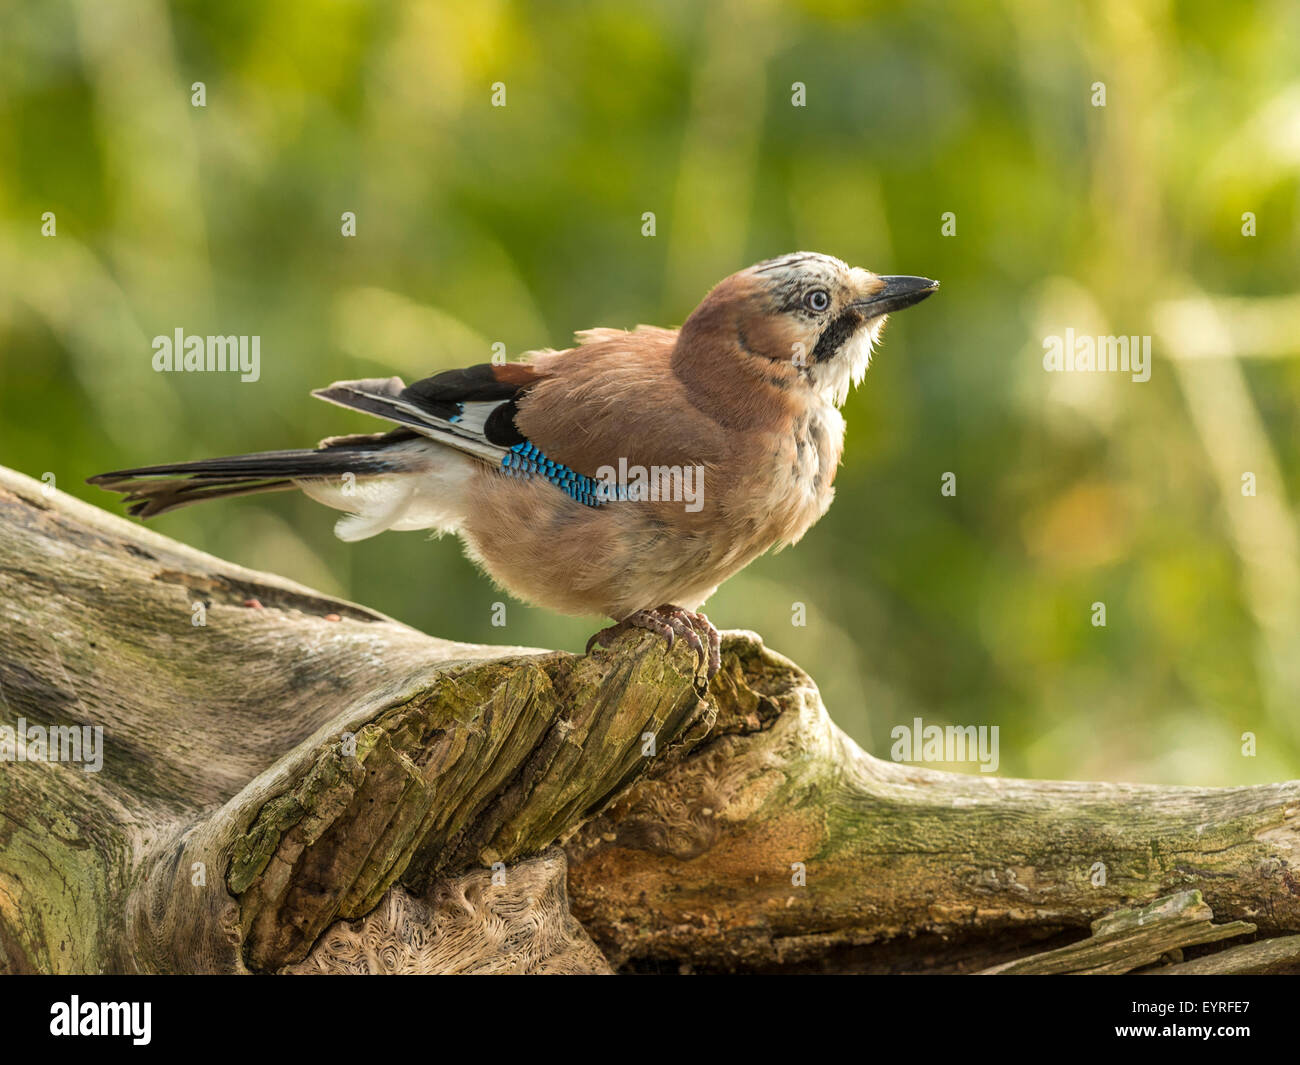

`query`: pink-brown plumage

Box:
[90,252,937,678]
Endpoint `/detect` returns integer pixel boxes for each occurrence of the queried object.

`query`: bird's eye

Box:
[805,289,830,312]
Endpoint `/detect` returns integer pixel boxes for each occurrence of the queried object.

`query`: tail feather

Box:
[96,476,299,518]
[88,432,415,518]
[87,362,535,525]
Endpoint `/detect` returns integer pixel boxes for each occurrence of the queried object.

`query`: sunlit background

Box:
[2,0,1299,784]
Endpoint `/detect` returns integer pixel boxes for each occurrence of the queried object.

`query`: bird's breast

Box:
[722,397,845,553]
[792,403,843,501]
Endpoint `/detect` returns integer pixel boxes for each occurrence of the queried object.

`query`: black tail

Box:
[88,431,415,518]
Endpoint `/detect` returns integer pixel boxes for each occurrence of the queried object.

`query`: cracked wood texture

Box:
[1,464,1298,974]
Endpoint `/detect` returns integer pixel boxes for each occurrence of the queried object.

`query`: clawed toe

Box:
[658,606,704,658]
[586,604,722,692]
[694,610,722,678]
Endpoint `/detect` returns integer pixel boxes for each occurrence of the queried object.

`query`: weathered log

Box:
[0,465,704,973]
[1,465,1298,974]
[562,640,1300,973]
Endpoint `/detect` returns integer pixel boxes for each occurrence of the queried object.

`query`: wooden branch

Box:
[0,466,704,973]
[562,642,1300,973]
[977,891,1254,974]
[1149,933,1300,975]
[2,465,1298,975]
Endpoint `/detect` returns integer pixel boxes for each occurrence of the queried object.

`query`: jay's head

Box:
[677,252,938,407]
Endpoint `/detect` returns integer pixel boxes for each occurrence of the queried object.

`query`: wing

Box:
[313,362,612,506]
[312,363,543,464]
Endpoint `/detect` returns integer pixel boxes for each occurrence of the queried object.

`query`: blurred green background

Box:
[2,0,1298,785]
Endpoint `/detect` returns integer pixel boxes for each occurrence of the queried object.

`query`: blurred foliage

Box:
[2,0,1298,785]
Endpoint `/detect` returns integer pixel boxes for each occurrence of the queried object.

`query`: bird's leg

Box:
[585,604,721,692]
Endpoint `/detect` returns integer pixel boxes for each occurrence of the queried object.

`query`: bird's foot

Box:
[586,604,722,694]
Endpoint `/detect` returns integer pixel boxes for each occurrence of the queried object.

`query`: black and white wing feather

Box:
[311,364,537,464]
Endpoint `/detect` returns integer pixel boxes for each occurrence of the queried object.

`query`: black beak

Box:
[853,275,940,317]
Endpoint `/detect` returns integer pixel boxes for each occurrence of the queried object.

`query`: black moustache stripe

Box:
[811,310,861,363]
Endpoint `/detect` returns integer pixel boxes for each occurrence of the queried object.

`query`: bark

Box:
[0,465,1297,974]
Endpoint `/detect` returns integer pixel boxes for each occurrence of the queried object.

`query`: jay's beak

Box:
[853,275,940,317]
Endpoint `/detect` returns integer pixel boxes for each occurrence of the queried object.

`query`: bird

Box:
[89,252,938,689]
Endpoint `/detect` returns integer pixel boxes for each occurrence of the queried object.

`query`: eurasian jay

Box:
[90,252,938,686]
